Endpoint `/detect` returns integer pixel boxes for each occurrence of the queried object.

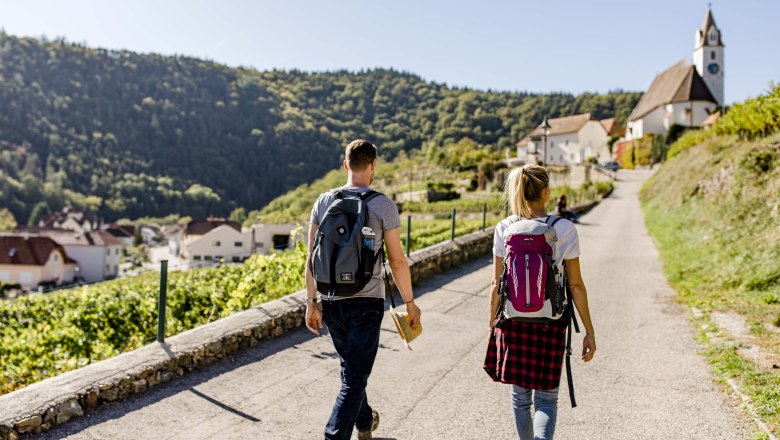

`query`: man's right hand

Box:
[305,304,323,335]
[405,301,422,331]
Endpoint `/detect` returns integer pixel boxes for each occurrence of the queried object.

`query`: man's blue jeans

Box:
[322,298,384,440]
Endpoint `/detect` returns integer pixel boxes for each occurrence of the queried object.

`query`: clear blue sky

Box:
[1,0,777,104]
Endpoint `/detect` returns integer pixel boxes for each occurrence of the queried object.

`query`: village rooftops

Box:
[599,118,625,137]
[628,60,717,121]
[102,223,135,238]
[0,234,76,265]
[702,111,721,127]
[12,226,125,247]
[517,113,606,147]
[38,207,102,230]
[185,218,241,236]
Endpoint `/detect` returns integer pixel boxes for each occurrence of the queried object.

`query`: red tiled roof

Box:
[185,218,241,236]
[600,118,625,137]
[702,111,721,126]
[12,227,125,247]
[0,235,76,265]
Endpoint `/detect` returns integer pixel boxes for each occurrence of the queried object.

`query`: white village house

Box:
[0,234,77,289]
[516,113,612,165]
[626,8,723,140]
[181,219,251,267]
[177,218,302,267]
[13,227,124,283]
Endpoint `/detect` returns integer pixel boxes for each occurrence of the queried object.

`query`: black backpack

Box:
[310,189,383,298]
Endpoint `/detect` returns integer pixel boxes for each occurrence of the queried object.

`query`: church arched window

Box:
[711,51,716,60]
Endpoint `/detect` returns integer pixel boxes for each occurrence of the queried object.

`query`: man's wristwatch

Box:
[306,297,320,304]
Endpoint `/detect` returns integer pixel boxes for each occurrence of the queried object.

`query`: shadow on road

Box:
[35,256,492,439]
[189,388,261,423]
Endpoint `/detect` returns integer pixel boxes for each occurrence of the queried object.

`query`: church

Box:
[626,7,724,141]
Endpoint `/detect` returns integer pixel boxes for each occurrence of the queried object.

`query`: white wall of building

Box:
[577,121,610,162]
[666,101,719,129]
[64,244,121,283]
[248,224,302,254]
[517,122,608,165]
[187,225,251,267]
[627,106,666,140]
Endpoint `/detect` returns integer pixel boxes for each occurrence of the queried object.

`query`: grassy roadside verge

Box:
[640,134,780,438]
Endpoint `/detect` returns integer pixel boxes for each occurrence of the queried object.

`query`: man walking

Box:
[305,139,421,440]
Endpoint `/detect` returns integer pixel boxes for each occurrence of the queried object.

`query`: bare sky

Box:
[1,0,777,104]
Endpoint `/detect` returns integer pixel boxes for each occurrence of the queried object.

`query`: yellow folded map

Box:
[389,307,422,350]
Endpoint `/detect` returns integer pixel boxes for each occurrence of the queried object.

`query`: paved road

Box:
[38,170,751,440]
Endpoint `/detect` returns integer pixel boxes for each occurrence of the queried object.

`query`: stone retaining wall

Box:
[0,228,495,439]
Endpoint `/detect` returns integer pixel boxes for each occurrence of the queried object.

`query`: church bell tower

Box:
[693,7,724,107]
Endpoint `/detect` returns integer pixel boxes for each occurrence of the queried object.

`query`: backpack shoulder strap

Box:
[359,190,382,202]
[504,214,520,225]
[547,214,563,227]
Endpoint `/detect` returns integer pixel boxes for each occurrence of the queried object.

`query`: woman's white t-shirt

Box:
[492,215,580,270]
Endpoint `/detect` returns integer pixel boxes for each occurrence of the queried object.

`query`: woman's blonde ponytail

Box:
[504,164,549,218]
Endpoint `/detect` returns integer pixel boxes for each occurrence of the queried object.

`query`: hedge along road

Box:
[38,170,751,440]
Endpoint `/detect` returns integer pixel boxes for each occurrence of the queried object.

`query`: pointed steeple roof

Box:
[697,8,723,46]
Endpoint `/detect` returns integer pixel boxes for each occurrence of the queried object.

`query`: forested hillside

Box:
[0,33,641,224]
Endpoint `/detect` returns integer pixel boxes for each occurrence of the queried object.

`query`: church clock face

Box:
[708,63,720,74]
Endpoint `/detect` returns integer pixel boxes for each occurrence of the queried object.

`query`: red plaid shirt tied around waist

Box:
[483,314,568,390]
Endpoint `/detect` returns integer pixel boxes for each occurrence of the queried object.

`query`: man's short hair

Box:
[345,139,377,171]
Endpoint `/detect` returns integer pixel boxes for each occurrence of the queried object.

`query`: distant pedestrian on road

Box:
[305,139,422,440]
[556,194,579,223]
[485,164,596,440]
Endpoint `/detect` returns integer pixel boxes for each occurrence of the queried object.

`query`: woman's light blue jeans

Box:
[511,385,559,440]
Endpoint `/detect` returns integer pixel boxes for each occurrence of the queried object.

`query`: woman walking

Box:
[485,165,596,440]
[556,194,579,223]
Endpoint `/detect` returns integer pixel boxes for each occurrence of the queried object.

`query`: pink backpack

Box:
[499,215,567,321]
[496,214,581,407]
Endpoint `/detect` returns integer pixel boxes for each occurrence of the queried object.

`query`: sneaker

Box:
[356,410,380,440]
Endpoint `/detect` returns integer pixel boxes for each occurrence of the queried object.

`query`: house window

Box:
[272,235,290,251]
[116,248,120,255]
[53,253,59,262]
[711,51,715,60]
[204,255,211,260]
[232,256,241,262]
[257,242,265,248]
[193,255,202,261]
[213,240,221,247]
[565,140,569,146]
[234,241,242,247]
[106,264,110,272]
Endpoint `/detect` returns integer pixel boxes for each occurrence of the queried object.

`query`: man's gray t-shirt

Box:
[310,186,401,301]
